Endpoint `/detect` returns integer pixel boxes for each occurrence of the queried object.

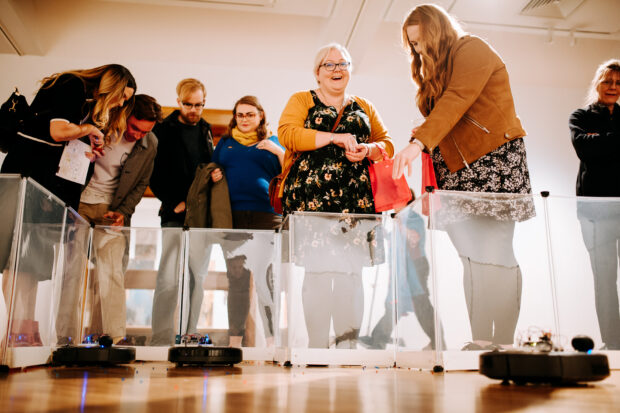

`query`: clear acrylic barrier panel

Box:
[186,228,280,361]
[428,190,556,370]
[83,226,184,360]
[278,211,394,366]
[52,207,90,347]
[2,177,67,367]
[546,195,620,365]
[392,194,441,369]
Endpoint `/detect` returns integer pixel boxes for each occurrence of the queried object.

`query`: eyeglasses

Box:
[182,102,204,109]
[235,112,258,120]
[320,62,351,72]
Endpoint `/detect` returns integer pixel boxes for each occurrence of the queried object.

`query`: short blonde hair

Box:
[313,43,353,84]
[176,78,206,101]
[586,59,620,106]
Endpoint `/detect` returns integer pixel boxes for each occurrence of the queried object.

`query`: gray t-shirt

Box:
[81,137,136,205]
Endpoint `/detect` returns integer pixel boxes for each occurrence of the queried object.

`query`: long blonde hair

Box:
[41,64,136,143]
[401,4,465,114]
[585,59,620,106]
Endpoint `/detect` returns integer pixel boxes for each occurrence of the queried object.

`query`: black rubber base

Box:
[51,346,136,366]
[479,351,610,384]
[168,346,242,366]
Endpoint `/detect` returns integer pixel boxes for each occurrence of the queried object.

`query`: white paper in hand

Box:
[56,139,91,184]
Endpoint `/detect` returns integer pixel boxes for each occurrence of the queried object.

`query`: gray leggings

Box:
[446,216,522,345]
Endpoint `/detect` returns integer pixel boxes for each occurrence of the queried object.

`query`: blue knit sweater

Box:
[212,135,284,214]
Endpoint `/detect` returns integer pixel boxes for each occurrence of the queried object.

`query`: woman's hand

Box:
[84,125,105,161]
[392,142,422,179]
[256,140,279,154]
[211,168,223,183]
[333,133,358,152]
[345,143,368,163]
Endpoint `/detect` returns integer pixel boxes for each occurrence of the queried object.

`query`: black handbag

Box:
[0,88,31,153]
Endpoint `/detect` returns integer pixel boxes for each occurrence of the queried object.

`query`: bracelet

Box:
[365,143,372,159]
[409,138,425,150]
[330,133,334,144]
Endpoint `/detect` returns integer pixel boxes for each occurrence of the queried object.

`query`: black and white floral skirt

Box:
[431,138,536,223]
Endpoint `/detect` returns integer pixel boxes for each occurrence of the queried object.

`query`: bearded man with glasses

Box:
[150,78,215,345]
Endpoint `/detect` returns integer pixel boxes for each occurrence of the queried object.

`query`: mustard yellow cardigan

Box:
[277,90,394,197]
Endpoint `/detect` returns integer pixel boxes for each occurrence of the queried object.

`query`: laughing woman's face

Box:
[316,48,350,95]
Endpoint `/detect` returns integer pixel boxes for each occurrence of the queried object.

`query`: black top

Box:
[26,74,91,141]
[569,103,620,197]
[1,74,91,208]
[150,110,214,225]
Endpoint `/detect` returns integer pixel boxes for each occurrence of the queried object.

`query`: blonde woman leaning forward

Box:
[393,5,534,350]
[278,43,394,349]
[2,64,136,209]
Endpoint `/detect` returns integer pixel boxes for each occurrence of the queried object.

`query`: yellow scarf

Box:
[231,127,275,146]
[231,127,259,146]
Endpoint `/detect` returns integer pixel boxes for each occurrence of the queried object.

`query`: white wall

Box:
[1,0,619,200]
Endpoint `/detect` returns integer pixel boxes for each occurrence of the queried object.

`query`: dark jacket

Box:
[414,36,526,172]
[149,110,214,224]
[108,132,158,226]
[569,102,620,197]
[184,162,233,229]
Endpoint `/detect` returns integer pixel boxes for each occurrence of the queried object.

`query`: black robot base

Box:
[168,346,243,367]
[479,351,610,385]
[52,345,136,366]
[51,334,136,366]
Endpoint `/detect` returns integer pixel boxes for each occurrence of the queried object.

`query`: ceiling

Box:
[1,0,619,56]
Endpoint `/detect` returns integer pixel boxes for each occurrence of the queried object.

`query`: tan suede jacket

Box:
[414,35,526,173]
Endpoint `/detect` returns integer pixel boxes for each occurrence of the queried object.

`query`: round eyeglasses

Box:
[320,62,351,72]
[235,112,258,120]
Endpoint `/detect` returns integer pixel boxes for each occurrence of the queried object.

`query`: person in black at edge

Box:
[149,78,214,345]
[569,59,620,350]
[1,64,136,209]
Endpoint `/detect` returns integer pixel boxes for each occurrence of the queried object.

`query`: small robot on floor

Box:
[51,334,136,366]
[479,330,610,385]
[168,334,242,367]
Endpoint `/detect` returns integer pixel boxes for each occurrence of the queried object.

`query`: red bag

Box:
[368,147,412,212]
[268,175,284,214]
[421,152,440,215]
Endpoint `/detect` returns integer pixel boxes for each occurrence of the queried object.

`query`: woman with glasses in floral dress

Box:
[277,43,394,349]
[211,95,284,348]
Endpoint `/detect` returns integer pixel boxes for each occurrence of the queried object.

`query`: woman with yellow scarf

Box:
[211,95,284,347]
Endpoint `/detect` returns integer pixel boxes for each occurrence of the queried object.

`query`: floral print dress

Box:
[283,91,374,214]
[282,91,382,271]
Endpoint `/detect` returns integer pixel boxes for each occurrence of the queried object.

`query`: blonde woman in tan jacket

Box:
[393,4,534,350]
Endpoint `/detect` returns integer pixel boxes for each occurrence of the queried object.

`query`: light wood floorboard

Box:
[1,362,619,412]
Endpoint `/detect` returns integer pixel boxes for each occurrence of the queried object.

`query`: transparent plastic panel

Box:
[285,212,391,355]
[186,228,279,356]
[53,207,90,347]
[392,195,442,356]
[278,216,291,350]
[428,191,555,356]
[5,178,66,366]
[83,226,184,347]
[0,175,23,365]
[547,195,620,351]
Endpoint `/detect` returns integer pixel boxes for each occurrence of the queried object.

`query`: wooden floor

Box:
[1,362,619,412]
